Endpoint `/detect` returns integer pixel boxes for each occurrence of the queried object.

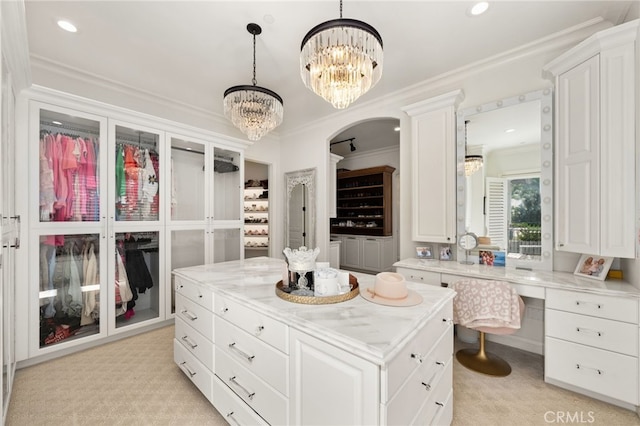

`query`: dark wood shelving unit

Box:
[331,165,395,236]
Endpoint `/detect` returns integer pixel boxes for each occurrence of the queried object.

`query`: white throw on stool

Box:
[451,279,525,377]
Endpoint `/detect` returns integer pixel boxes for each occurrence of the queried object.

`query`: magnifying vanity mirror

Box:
[285,168,316,250]
[456,89,553,270]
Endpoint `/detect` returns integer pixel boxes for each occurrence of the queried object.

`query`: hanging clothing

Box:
[81,243,98,326]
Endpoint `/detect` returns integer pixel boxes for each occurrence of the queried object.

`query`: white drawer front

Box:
[385,302,453,402]
[215,295,289,354]
[395,268,442,286]
[174,339,214,403]
[174,275,214,311]
[387,332,452,426]
[175,317,214,368]
[212,375,269,426]
[216,316,289,396]
[410,362,453,426]
[546,309,638,356]
[215,348,288,426]
[176,293,214,340]
[546,288,638,324]
[545,337,639,405]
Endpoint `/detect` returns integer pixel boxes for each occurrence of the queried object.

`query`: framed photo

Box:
[416,246,433,259]
[573,254,613,281]
[440,245,452,261]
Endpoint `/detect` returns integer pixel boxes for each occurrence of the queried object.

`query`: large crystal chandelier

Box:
[300,0,383,109]
[224,23,283,141]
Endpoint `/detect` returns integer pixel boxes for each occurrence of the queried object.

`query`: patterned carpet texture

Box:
[6,325,640,425]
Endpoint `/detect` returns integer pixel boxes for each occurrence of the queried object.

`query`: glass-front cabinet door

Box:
[213,147,242,222]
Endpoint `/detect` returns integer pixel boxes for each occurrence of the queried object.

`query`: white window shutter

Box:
[485,177,508,249]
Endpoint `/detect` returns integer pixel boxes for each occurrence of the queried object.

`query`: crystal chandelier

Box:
[224,23,283,141]
[300,0,383,109]
[464,155,484,176]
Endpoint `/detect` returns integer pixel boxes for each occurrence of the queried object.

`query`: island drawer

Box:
[546,288,638,324]
[175,316,214,367]
[384,301,453,401]
[212,375,269,426]
[175,275,215,311]
[410,362,453,426]
[215,348,288,426]
[215,295,289,354]
[174,339,214,403]
[546,309,638,356]
[215,316,289,396]
[386,332,452,425]
[545,337,638,405]
[176,293,214,340]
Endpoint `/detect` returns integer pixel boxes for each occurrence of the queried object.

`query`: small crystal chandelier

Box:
[223,23,283,141]
[464,119,483,176]
[300,0,383,109]
[464,155,484,176]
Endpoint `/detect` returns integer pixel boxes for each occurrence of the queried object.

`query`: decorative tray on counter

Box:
[275,274,359,305]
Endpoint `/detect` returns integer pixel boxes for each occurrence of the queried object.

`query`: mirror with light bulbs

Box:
[456,89,553,270]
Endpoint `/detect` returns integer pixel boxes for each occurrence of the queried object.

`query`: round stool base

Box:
[456,348,512,377]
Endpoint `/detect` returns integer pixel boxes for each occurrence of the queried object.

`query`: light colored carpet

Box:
[6,325,640,425]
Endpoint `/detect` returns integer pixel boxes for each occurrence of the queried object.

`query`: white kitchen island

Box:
[173,257,456,426]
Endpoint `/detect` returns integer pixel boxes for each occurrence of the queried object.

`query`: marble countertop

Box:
[394,258,640,297]
[173,257,455,365]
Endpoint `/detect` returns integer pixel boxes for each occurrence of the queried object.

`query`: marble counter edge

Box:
[393,258,640,298]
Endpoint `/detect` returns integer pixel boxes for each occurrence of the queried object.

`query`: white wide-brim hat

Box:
[360,272,423,307]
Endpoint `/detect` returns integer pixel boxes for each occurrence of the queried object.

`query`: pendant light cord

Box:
[252,32,257,86]
[339,0,343,18]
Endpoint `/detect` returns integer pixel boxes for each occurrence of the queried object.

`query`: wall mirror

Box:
[285,168,316,250]
[456,88,553,270]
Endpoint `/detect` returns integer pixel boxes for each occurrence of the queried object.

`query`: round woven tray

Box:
[275,274,359,305]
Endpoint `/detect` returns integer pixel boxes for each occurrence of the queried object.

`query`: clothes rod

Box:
[40,121,100,137]
[171,146,204,155]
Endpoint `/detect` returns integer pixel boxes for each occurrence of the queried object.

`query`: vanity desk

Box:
[394,258,640,412]
[173,257,456,425]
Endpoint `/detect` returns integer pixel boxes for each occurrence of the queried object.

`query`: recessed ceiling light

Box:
[505,128,515,133]
[393,126,400,132]
[57,20,77,33]
[469,2,490,16]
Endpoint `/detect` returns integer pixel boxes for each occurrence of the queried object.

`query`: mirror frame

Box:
[455,88,554,271]
[284,168,317,250]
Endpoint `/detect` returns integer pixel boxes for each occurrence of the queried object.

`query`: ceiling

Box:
[24,1,635,151]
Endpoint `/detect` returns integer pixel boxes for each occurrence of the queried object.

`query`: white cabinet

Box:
[545,288,639,407]
[16,87,248,360]
[395,267,442,287]
[544,20,638,258]
[402,90,463,244]
[340,235,394,273]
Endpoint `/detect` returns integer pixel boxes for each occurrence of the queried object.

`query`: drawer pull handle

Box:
[576,363,603,375]
[411,353,424,363]
[229,376,255,400]
[255,325,265,335]
[576,327,602,337]
[198,293,203,299]
[179,361,196,378]
[435,361,445,366]
[226,412,241,426]
[435,401,445,407]
[429,400,445,425]
[421,381,432,391]
[442,318,453,325]
[229,342,255,362]
[180,309,198,321]
[575,301,602,309]
[222,307,229,314]
[181,335,198,349]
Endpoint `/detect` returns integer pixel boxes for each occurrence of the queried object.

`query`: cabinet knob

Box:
[411,353,424,363]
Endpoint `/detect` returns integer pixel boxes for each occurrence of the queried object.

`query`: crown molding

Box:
[1,0,32,91]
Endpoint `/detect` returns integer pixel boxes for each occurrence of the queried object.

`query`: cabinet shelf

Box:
[331,165,395,237]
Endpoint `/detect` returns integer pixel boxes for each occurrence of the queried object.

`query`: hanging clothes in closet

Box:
[115,142,159,221]
[39,131,100,222]
[114,232,156,321]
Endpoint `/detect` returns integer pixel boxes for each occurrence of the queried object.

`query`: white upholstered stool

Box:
[452,279,525,377]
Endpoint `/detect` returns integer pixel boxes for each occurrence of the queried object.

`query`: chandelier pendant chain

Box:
[339,0,342,18]
[252,32,257,86]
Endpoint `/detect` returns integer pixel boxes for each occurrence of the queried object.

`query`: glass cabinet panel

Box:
[115,231,160,327]
[115,125,160,222]
[170,229,206,314]
[39,233,101,348]
[213,147,241,221]
[170,137,206,221]
[213,228,241,263]
[39,109,101,223]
